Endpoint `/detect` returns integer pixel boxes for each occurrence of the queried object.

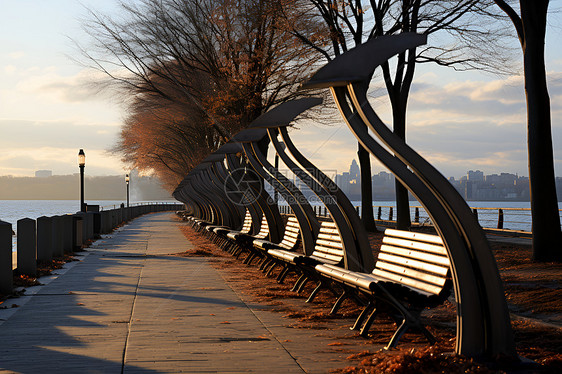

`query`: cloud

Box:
[0,119,124,176]
[4,65,16,74]
[14,68,112,103]
[0,120,119,149]
[282,71,562,179]
[0,146,123,177]
[8,51,25,59]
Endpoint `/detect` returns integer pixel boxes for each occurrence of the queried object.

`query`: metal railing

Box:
[99,201,180,211]
[279,203,562,236]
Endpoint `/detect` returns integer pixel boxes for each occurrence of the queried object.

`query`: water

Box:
[294,200,562,233]
[0,200,177,249]
[349,200,562,233]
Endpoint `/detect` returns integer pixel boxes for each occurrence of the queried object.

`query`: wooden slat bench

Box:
[268,220,344,300]
[238,215,270,264]
[223,214,270,263]
[212,210,253,252]
[253,216,301,280]
[267,220,343,267]
[254,216,300,252]
[315,228,452,348]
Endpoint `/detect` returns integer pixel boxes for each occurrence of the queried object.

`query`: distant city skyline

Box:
[332,159,562,202]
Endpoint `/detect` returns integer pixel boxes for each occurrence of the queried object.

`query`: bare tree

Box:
[493,0,561,261]
[284,0,512,231]
[78,0,318,186]
[113,72,221,190]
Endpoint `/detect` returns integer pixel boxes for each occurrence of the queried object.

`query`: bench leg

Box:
[359,306,380,337]
[330,289,350,315]
[265,262,278,277]
[386,320,409,348]
[259,257,271,271]
[276,265,290,283]
[306,281,323,303]
[291,274,307,292]
[296,276,311,293]
[243,251,257,265]
[352,301,375,331]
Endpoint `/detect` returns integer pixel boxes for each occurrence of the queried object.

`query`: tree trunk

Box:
[358,142,378,232]
[392,100,411,230]
[521,0,562,261]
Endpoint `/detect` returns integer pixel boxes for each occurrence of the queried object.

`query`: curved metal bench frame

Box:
[232,128,319,255]
[302,33,516,358]
[249,98,374,272]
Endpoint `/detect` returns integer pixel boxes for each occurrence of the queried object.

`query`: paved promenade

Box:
[0,213,367,373]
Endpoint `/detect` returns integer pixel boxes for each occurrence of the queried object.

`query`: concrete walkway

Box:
[1,213,373,374]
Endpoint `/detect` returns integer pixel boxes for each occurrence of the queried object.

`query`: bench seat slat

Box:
[310,252,342,263]
[372,269,443,296]
[381,245,450,267]
[377,253,449,276]
[315,264,374,289]
[283,230,299,239]
[376,261,448,287]
[315,239,343,249]
[383,237,448,256]
[308,254,340,265]
[320,228,340,235]
[317,233,342,242]
[312,245,344,256]
[268,249,302,263]
[384,228,443,245]
[280,239,298,248]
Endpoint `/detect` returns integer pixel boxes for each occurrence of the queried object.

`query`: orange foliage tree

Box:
[79,0,320,188]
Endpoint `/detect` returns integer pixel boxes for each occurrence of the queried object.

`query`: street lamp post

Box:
[274,141,286,205]
[78,149,86,212]
[125,174,130,208]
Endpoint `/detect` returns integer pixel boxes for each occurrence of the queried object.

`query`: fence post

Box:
[497,209,504,230]
[377,206,381,220]
[52,216,65,257]
[389,207,393,221]
[414,207,420,223]
[472,208,478,221]
[62,215,73,253]
[37,216,53,262]
[17,218,36,276]
[73,215,83,251]
[0,220,13,295]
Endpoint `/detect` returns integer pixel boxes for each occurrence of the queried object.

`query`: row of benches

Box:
[172,33,517,358]
[178,208,452,349]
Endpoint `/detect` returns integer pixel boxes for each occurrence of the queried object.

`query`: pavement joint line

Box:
[214,266,307,373]
[120,235,150,374]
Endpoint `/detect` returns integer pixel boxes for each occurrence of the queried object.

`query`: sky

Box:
[0,1,561,181]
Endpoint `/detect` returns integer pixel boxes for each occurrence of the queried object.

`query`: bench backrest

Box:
[311,221,344,264]
[373,229,450,296]
[240,210,252,234]
[254,215,269,239]
[278,216,300,250]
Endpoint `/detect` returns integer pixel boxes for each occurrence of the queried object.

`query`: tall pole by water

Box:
[126,174,130,208]
[78,149,86,212]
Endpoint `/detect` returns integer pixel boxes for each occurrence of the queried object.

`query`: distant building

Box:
[349,159,360,181]
[450,170,533,201]
[467,170,484,182]
[35,170,52,178]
